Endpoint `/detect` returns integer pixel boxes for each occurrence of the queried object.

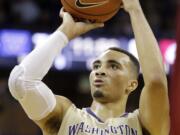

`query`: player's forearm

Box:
[20,29,68,80]
[128,8,167,84]
[8,29,68,120]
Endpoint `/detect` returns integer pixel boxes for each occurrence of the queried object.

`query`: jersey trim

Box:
[85,108,129,123]
[86,108,104,123]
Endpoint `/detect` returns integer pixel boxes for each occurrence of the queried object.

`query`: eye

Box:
[93,64,100,70]
[110,64,119,70]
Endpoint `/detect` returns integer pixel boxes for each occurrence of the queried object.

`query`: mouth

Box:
[93,79,104,87]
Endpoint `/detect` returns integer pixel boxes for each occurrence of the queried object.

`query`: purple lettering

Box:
[69,124,79,135]
[92,127,99,134]
[84,125,91,133]
[125,125,130,135]
[117,125,124,134]
[100,129,104,135]
[110,126,117,134]
[77,122,84,134]
[131,128,137,135]
[104,128,110,134]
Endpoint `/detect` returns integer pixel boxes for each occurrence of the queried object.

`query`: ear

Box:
[125,80,138,94]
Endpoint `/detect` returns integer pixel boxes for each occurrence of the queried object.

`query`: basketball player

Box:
[8,0,170,134]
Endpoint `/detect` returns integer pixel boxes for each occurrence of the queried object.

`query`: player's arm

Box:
[35,95,72,134]
[8,9,103,134]
[122,0,170,134]
[8,24,72,134]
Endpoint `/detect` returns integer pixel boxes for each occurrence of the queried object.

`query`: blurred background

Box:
[0,0,178,134]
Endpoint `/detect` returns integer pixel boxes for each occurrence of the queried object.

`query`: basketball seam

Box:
[63,0,120,16]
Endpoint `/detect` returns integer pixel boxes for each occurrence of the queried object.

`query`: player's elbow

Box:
[145,74,169,112]
[8,66,24,99]
[8,65,27,100]
[150,116,170,135]
[146,74,168,90]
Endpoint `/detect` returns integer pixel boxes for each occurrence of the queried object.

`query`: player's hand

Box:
[58,8,104,40]
[121,0,142,13]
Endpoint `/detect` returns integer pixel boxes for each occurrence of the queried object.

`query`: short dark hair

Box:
[106,47,140,78]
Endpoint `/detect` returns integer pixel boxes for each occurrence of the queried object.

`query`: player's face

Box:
[89,50,133,103]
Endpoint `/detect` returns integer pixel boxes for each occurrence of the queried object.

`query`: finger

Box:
[59,7,64,18]
[63,12,74,21]
[60,7,74,22]
[82,22,104,31]
[89,23,104,29]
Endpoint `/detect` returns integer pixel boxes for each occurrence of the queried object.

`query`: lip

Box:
[93,79,104,86]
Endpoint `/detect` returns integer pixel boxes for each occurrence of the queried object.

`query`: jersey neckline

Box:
[85,107,129,123]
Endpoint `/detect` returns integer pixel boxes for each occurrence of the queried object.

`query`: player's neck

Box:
[90,99,127,122]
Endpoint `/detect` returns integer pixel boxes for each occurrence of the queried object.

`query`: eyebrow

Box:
[93,60,101,65]
[107,60,121,65]
[93,59,121,65]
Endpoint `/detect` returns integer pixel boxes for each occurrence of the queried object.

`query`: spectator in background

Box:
[11,0,41,24]
[0,1,6,25]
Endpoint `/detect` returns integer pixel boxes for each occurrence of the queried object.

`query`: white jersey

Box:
[58,104,143,135]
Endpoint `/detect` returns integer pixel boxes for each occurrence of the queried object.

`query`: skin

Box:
[34,0,170,135]
[89,50,138,121]
[90,50,137,104]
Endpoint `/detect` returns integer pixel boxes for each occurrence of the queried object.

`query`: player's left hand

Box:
[58,8,104,40]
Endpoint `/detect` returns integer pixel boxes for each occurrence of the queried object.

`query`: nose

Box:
[95,72,106,76]
[95,68,106,76]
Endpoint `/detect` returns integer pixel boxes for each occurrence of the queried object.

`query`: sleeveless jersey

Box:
[58,104,143,135]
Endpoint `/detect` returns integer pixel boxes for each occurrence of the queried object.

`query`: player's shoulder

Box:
[55,95,72,105]
[54,95,74,118]
[35,96,73,134]
[61,103,90,121]
[127,109,139,117]
[121,109,140,121]
[128,109,151,135]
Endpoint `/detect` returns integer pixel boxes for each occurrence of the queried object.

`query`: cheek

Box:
[109,72,128,90]
[110,75,128,98]
[110,72,123,83]
[89,72,94,87]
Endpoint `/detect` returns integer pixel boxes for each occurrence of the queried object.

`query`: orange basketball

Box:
[61,0,122,22]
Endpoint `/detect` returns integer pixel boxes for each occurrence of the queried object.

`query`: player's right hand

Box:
[121,0,142,13]
[58,8,104,40]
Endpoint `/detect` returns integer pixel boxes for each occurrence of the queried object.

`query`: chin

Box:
[93,90,104,98]
[92,90,108,103]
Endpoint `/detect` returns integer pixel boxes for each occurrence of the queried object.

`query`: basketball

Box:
[61,0,122,22]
